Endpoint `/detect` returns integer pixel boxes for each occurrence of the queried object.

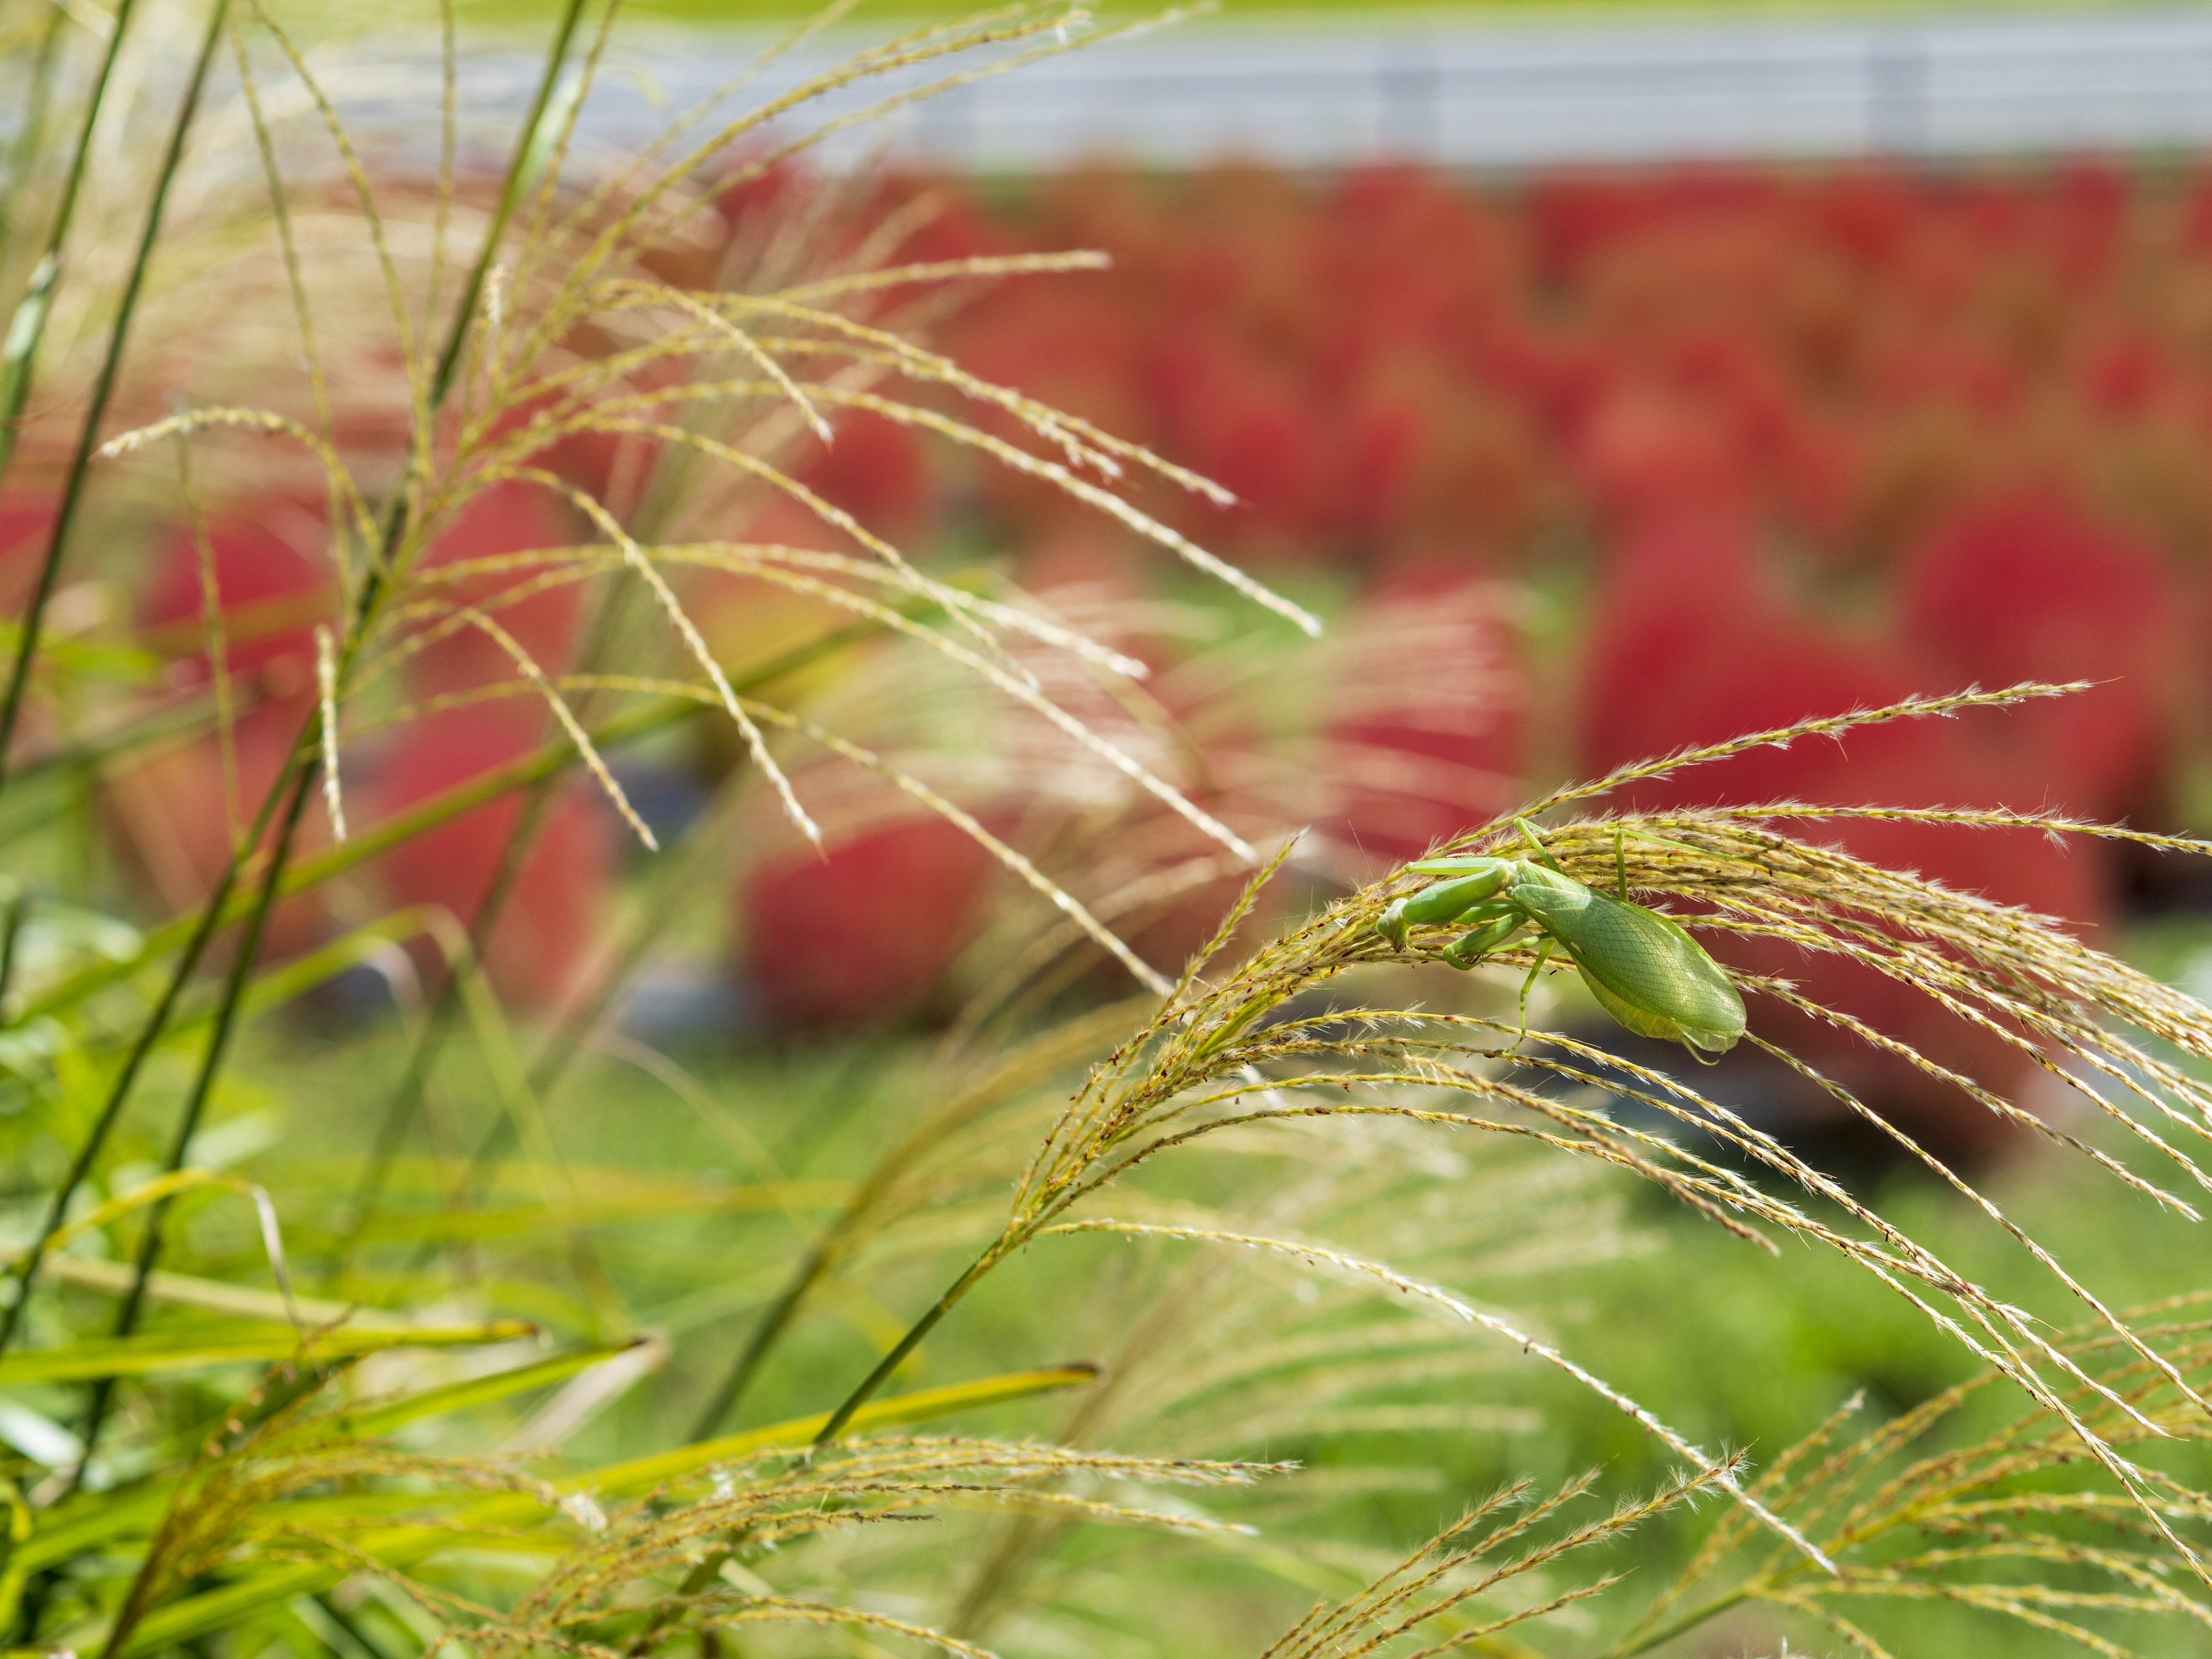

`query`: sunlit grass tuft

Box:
[3,6,2212,1658]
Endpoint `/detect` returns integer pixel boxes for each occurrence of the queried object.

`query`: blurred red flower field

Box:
[42,151,2212,1145]
[926,159,2212,846]
[881,156,2212,1141]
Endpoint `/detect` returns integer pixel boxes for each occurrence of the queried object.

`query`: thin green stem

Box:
[230,24,333,459]
[689,1233,839,1440]
[0,0,69,248]
[0,887,25,1016]
[68,759,319,1487]
[430,0,590,411]
[0,738,299,1359]
[692,1001,1154,1440]
[1605,1585,1755,1658]
[501,1156,1012,1617]
[0,0,596,1377]
[333,552,658,1277]
[0,0,199,783]
[324,776,558,1285]
[813,1250,997,1446]
[0,0,136,480]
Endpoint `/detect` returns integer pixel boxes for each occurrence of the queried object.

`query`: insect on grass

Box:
[1377,820,1747,1056]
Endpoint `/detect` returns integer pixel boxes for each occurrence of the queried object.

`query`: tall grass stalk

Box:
[0,0,138,482]
[0,692,293,1360]
[66,756,316,1482]
[0,0,69,248]
[0,0,165,777]
[6,7,2212,1657]
[1,0,592,1356]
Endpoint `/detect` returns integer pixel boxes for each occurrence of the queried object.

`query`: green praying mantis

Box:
[1375,820,1746,1056]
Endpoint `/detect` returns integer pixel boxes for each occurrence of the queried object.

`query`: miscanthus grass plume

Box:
[6,3,2212,1657]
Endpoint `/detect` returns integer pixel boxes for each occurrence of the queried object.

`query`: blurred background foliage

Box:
[10,1,2212,1655]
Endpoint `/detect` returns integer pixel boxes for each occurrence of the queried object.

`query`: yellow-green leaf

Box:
[0,1319,537,1386]
[115,1363,1097,1656]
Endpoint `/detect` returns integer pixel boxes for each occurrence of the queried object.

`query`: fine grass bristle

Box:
[6,7,2212,1659]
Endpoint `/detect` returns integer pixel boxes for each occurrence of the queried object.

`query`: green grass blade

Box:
[0,0,140,490]
[111,1363,1098,1656]
[12,1488,173,1578]
[23,612,891,1025]
[0,1318,536,1386]
[328,1341,639,1440]
[309,1181,850,1245]
[0,0,217,782]
[2,1252,435,1331]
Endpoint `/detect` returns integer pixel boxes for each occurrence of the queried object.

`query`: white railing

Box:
[339,7,2212,171]
[638,7,2212,168]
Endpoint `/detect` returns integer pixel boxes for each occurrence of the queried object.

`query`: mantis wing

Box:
[1506,866,1746,1054]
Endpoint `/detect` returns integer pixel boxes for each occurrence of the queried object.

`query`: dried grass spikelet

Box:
[69,3,1336,1026]
[101,1355,1282,1659]
[811,683,2212,1603]
[428,1438,1278,1659]
[1264,1463,1738,1659]
[83,1,1317,1008]
[1618,1294,2212,1656]
[945,1118,1634,1647]
[96,1361,568,1657]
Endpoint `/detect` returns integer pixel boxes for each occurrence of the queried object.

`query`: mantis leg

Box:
[1614,823,1627,900]
[1517,935,1554,1041]
[1453,899,1516,926]
[1439,907,1522,968]
[1514,816,1564,873]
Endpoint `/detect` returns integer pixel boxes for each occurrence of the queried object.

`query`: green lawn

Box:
[265,993,2212,1656]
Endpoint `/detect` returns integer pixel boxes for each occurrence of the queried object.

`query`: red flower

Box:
[409,482,584,699]
[1323,571,1527,866]
[1897,486,2186,822]
[365,703,615,1009]
[0,493,56,615]
[738,815,995,1028]
[1576,381,1752,531]
[142,503,334,684]
[1146,331,1341,553]
[1339,351,1551,560]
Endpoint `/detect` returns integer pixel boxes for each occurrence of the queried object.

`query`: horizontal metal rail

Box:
[17,10,2211,183]
[579,7,2212,169]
